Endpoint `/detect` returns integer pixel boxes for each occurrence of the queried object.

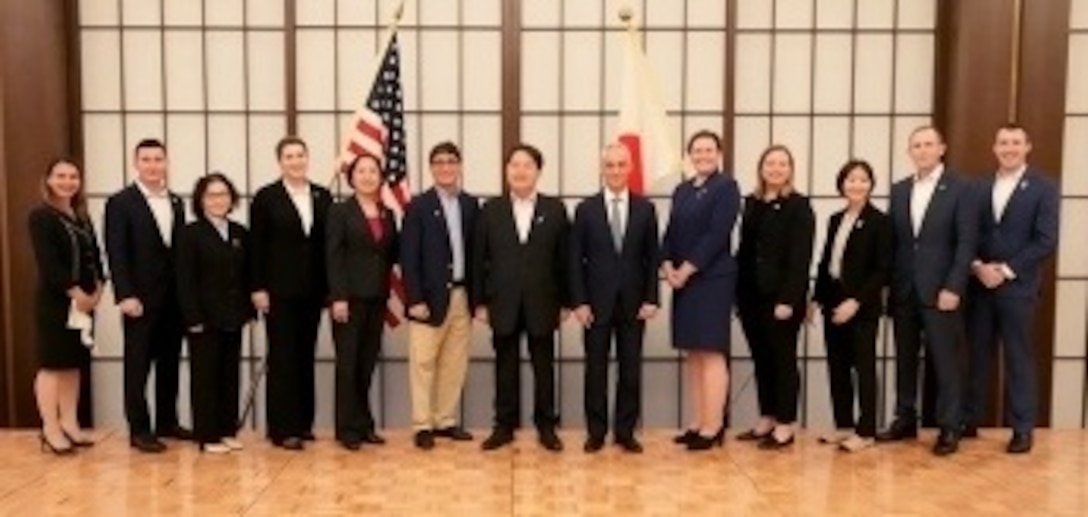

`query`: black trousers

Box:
[264,296,322,441]
[122,303,183,438]
[189,329,241,444]
[493,305,558,431]
[892,292,964,430]
[332,299,385,441]
[584,305,644,441]
[740,303,802,424]
[823,313,879,437]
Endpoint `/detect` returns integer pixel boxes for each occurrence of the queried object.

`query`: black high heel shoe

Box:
[39,433,75,456]
[673,429,699,444]
[63,430,95,448]
[686,428,725,451]
[758,432,796,450]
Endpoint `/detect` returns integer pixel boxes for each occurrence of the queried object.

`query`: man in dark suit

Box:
[249,136,333,450]
[963,124,1059,454]
[879,126,977,456]
[105,138,189,453]
[569,143,659,454]
[473,143,570,452]
[401,142,479,450]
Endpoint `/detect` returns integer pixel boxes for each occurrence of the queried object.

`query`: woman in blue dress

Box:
[662,130,741,451]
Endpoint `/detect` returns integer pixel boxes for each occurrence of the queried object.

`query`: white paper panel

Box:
[1051,360,1086,428]
[82,114,126,195]
[296,0,335,26]
[420,31,460,110]
[687,0,729,28]
[462,115,503,196]
[560,116,604,196]
[894,35,935,113]
[463,31,502,111]
[81,30,122,110]
[205,30,246,111]
[295,114,338,191]
[816,0,853,29]
[522,31,561,111]
[246,115,287,192]
[563,31,603,110]
[463,0,502,27]
[206,114,248,190]
[770,116,812,194]
[736,0,772,29]
[773,34,813,113]
[811,117,851,197]
[519,116,561,194]
[1062,117,1088,195]
[814,34,852,113]
[856,0,894,29]
[165,114,207,194]
[776,0,814,29]
[898,0,937,29]
[1055,281,1088,358]
[735,34,772,114]
[852,117,892,193]
[248,31,286,110]
[164,31,204,110]
[644,31,684,113]
[1059,200,1088,277]
[206,0,244,26]
[295,29,335,110]
[563,0,603,27]
[853,34,894,113]
[686,32,726,111]
[523,0,560,28]
[1067,35,1088,113]
[163,0,202,26]
[121,0,160,25]
[337,0,378,25]
[245,0,283,27]
[81,0,119,26]
[122,30,164,110]
[733,116,771,184]
[419,0,458,26]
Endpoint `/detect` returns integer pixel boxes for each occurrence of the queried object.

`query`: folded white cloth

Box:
[66,299,94,347]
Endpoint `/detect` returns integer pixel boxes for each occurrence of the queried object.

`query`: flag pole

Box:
[330,0,407,191]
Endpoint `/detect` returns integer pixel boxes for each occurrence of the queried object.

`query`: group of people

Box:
[27,122,1057,459]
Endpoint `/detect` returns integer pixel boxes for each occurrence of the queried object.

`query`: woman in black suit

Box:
[327,154,399,450]
[176,173,252,454]
[28,159,104,454]
[736,145,815,449]
[812,160,891,452]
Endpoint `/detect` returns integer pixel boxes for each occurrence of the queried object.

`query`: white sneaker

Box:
[201,443,231,454]
[839,434,875,452]
[818,430,852,444]
[221,437,244,451]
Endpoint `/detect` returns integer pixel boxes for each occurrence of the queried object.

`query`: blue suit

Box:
[888,168,977,431]
[964,170,1059,434]
[400,188,479,326]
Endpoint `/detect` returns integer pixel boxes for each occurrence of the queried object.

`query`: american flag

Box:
[339,33,409,326]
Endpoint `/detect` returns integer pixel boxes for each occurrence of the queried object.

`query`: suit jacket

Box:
[974,169,1060,298]
[736,192,816,313]
[104,183,185,308]
[176,219,253,331]
[812,203,892,319]
[660,172,741,280]
[326,199,399,302]
[400,187,479,325]
[889,168,977,307]
[569,191,660,322]
[249,180,333,301]
[472,194,570,337]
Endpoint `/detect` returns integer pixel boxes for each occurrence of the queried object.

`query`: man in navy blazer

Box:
[963,124,1059,454]
[879,126,977,456]
[569,143,660,454]
[105,139,189,453]
[400,142,479,450]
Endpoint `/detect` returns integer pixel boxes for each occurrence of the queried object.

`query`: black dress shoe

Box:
[40,433,75,456]
[538,428,564,452]
[961,424,979,439]
[301,432,317,442]
[130,435,167,453]
[339,439,362,451]
[615,437,644,454]
[876,419,918,442]
[434,426,474,441]
[275,437,305,451]
[1006,432,1033,454]
[361,431,386,445]
[673,429,699,444]
[415,430,436,450]
[584,435,605,453]
[481,428,515,451]
[160,426,194,441]
[932,429,961,456]
[687,429,725,451]
[758,433,795,450]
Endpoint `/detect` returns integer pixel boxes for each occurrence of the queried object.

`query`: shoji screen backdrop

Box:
[731,0,937,430]
[1052,0,1088,428]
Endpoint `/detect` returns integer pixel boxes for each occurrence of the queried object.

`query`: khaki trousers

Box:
[408,288,471,430]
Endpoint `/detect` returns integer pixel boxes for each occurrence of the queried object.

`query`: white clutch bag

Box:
[66,299,94,348]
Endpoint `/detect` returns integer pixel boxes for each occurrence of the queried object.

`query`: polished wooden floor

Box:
[1,428,1086,516]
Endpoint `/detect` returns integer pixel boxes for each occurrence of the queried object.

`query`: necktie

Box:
[610,197,623,252]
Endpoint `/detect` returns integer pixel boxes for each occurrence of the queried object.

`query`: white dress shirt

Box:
[512,192,537,244]
[135,179,174,247]
[829,210,859,280]
[285,180,314,236]
[209,216,230,242]
[910,163,945,237]
[604,188,630,238]
[992,165,1026,222]
[437,187,465,281]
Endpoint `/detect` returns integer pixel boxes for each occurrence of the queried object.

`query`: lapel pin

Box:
[434,209,441,217]
[1020,181,1028,190]
[773,203,781,211]
[536,215,544,224]
[856,219,864,230]
[231,238,241,248]
[938,183,947,191]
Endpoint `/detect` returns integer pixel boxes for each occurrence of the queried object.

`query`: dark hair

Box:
[429,141,462,163]
[42,158,88,219]
[133,138,167,157]
[996,123,1031,143]
[343,154,385,191]
[908,125,945,145]
[505,143,543,169]
[276,136,308,160]
[192,172,239,220]
[686,130,722,154]
[755,144,796,198]
[836,159,876,196]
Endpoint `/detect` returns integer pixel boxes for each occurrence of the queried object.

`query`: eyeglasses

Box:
[430,158,461,166]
